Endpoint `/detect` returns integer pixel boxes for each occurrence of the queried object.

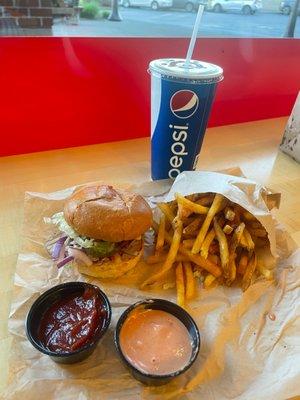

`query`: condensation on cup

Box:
[149,58,223,180]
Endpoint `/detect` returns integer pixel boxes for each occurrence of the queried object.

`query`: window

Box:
[0,0,299,37]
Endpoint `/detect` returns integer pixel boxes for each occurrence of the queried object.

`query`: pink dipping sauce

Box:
[119,308,192,375]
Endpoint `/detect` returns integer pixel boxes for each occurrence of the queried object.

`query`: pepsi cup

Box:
[149,58,223,180]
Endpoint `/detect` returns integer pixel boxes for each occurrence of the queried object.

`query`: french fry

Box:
[224,207,235,221]
[223,224,233,235]
[242,210,256,221]
[232,205,241,225]
[177,203,192,220]
[196,194,215,206]
[208,254,220,265]
[169,201,178,213]
[164,231,222,277]
[152,193,270,296]
[228,258,237,283]
[242,252,257,291]
[157,203,176,225]
[183,250,222,277]
[182,239,195,249]
[183,261,195,300]
[204,274,216,288]
[183,216,203,237]
[257,263,274,280]
[200,227,215,259]
[240,232,248,248]
[176,262,185,307]
[175,193,209,214]
[227,222,245,283]
[155,215,166,251]
[243,227,255,250]
[141,220,183,288]
[237,252,248,276]
[192,194,226,254]
[213,218,229,274]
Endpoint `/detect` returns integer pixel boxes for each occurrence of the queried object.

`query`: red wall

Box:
[0,37,299,157]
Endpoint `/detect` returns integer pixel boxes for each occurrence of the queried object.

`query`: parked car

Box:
[208,0,261,14]
[121,0,172,9]
[172,0,207,12]
[279,0,300,15]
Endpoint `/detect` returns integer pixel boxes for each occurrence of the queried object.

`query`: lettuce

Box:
[44,212,115,258]
[44,212,94,248]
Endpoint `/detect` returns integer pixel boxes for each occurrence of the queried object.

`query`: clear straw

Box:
[184,4,204,68]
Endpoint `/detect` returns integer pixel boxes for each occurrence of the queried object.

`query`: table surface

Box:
[1,117,300,394]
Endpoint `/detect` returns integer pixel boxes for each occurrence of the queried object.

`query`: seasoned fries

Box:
[175,193,209,214]
[184,262,195,300]
[200,227,215,259]
[183,216,203,237]
[163,230,222,277]
[157,203,175,224]
[242,253,257,291]
[204,274,217,288]
[223,224,233,235]
[143,191,272,302]
[213,218,229,274]
[141,220,183,288]
[243,227,255,250]
[155,215,165,250]
[176,262,185,307]
[192,194,226,254]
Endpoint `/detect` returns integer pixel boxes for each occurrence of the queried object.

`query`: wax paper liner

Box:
[2,171,300,400]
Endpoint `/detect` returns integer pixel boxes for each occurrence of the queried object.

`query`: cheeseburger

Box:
[45,185,152,278]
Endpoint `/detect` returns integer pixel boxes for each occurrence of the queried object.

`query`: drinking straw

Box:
[184,4,205,68]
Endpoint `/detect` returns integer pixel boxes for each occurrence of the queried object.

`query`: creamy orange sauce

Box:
[119,308,192,375]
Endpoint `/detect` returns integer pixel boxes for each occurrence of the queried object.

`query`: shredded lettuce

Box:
[44,212,115,258]
[44,212,95,248]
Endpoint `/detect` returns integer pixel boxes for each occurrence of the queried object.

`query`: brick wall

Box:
[0,0,53,30]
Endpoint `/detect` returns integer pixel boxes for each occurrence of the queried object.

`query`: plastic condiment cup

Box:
[26,282,112,364]
[114,298,200,386]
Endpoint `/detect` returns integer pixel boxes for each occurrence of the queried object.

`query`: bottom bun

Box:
[77,246,143,279]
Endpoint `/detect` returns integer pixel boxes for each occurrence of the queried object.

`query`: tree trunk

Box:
[108,0,122,21]
[283,0,300,37]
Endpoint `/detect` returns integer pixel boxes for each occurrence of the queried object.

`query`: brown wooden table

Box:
[1,117,300,393]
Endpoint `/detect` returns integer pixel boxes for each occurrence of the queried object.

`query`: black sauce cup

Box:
[26,282,112,364]
[114,298,200,386]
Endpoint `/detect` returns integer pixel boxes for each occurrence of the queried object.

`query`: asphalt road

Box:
[53,7,300,37]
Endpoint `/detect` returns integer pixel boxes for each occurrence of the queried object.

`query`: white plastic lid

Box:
[149,58,223,81]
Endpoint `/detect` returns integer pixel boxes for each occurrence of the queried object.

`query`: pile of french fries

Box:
[141,192,273,307]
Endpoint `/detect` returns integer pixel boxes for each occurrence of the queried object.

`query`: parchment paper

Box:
[3,172,300,400]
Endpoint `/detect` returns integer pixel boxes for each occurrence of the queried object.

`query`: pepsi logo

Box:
[170,90,199,119]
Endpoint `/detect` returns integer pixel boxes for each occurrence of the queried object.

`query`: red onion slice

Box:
[57,256,74,269]
[51,236,67,259]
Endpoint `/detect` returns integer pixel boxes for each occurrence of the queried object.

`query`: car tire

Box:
[213,3,222,12]
[185,2,194,11]
[282,5,291,14]
[242,5,251,14]
[151,1,159,10]
[122,0,130,7]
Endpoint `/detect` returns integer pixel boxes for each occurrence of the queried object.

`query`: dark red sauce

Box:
[38,287,105,353]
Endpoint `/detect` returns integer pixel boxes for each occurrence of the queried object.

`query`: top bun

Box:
[64,185,153,242]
